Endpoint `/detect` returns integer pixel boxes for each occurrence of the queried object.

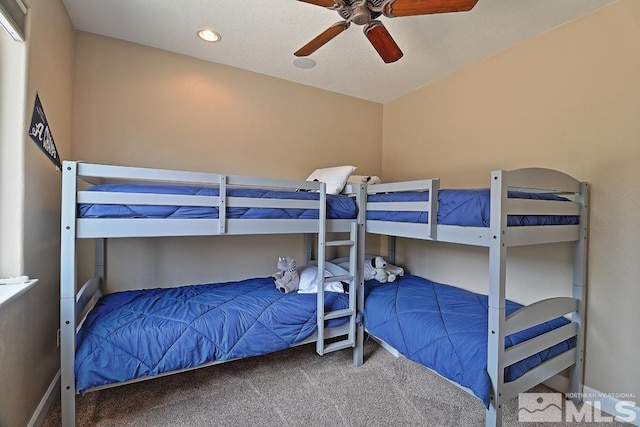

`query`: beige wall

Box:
[0,0,74,426]
[383,0,639,401]
[71,32,382,291]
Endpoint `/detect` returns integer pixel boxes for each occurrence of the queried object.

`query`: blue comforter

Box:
[75,277,349,391]
[79,184,357,219]
[367,189,578,226]
[363,275,575,407]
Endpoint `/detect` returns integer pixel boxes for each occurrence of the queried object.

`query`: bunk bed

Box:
[359,168,588,427]
[59,161,366,427]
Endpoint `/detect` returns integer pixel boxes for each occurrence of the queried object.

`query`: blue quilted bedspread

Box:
[367,189,579,226]
[75,277,349,391]
[363,275,575,407]
[79,184,357,219]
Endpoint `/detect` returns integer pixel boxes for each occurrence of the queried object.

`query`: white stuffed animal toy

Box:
[371,256,397,283]
[273,256,300,293]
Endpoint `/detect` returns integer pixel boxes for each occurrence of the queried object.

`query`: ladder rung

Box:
[324,339,354,353]
[324,308,354,320]
[323,274,352,283]
[325,240,354,247]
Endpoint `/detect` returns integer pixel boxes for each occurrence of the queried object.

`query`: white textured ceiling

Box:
[61,0,616,103]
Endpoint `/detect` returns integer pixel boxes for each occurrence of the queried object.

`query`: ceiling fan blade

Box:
[297,0,341,8]
[364,21,403,63]
[294,22,349,57]
[383,0,479,17]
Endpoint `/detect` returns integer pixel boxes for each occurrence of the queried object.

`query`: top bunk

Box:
[365,168,588,247]
[61,161,361,239]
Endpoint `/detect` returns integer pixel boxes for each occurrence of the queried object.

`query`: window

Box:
[0,3,27,295]
[0,0,26,41]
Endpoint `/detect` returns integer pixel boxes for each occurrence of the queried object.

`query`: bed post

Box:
[353,184,366,367]
[569,182,589,403]
[486,170,508,427]
[316,182,327,355]
[60,161,78,427]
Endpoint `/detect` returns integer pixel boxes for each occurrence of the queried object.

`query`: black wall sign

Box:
[28,92,62,169]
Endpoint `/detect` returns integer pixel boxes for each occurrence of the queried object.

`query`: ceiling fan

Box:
[295,0,479,63]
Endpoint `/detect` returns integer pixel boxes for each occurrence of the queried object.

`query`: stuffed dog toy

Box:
[371,256,397,283]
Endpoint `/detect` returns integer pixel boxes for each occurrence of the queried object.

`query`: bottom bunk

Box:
[363,274,576,408]
[75,276,350,392]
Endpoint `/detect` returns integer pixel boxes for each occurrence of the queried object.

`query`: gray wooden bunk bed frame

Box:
[361,167,589,427]
[59,160,366,427]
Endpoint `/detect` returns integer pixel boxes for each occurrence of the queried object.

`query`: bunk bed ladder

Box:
[316,184,359,355]
[316,222,359,355]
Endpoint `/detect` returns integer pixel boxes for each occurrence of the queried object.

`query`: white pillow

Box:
[306,165,356,195]
[297,263,347,294]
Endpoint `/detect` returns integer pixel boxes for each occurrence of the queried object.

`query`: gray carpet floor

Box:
[42,339,624,426]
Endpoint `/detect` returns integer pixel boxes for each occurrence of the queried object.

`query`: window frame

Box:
[0,12,27,290]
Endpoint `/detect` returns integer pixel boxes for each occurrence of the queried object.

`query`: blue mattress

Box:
[367,189,578,226]
[75,276,349,392]
[79,184,357,219]
[363,275,575,407]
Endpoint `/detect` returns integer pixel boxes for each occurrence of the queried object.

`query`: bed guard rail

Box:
[63,161,333,238]
[366,178,439,240]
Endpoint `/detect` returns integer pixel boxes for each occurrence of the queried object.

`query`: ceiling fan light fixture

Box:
[197,29,221,42]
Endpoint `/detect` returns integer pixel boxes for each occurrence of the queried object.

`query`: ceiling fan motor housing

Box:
[338,1,382,24]
[351,5,371,24]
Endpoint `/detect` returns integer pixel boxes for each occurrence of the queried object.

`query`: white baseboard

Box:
[28,369,60,427]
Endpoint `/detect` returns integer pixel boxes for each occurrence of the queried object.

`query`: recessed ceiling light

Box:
[197,29,221,42]
[293,58,316,69]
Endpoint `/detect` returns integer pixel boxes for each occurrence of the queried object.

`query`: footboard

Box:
[486,167,588,427]
[500,297,580,400]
